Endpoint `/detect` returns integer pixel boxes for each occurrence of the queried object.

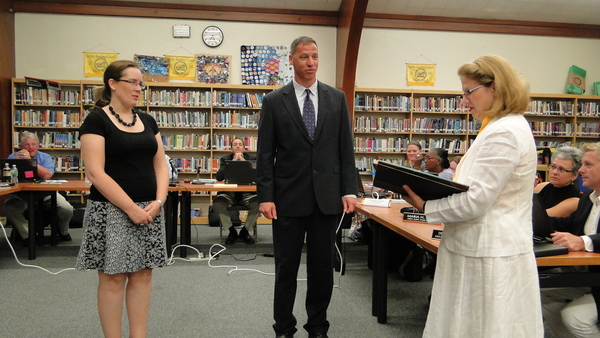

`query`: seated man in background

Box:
[213,138,258,245]
[548,142,600,337]
[4,132,74,245]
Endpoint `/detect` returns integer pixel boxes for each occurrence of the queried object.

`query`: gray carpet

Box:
[0,222,560,337]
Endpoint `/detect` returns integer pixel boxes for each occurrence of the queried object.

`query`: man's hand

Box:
[550,231,585,252]
[342,196,357,213]
[259,202,277,220]
[16,149,31,159]
[232,153,245,161]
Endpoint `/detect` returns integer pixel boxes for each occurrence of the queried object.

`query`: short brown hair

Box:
[94,60,139,108]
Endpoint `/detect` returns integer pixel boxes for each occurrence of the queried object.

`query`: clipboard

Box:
[373,161,469,200]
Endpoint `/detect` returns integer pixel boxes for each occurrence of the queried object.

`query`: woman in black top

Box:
[76,60,169,338]
[534,146,582,217]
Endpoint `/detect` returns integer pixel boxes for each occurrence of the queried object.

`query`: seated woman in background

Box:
[449,155,462,174]
[424,148,453,180]
[534,146,582,217]
[406,141,425,171]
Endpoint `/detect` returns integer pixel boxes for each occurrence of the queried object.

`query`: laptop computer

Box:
[1,158,41,183]
[532,193,569,257]
[223,160,257,185]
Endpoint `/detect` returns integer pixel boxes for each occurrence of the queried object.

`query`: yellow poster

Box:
[407,63,436,86]
[84,52,118,77]
[166,55,196,80]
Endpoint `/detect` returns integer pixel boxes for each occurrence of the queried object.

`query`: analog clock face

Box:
[202,26,223,47]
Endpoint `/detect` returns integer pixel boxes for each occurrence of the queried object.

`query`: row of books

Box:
[411,118,467,134]
[212,135,257,151]
[578,102,600,117]
[354,117,411,133]
[161,133,211,150]
[354,94,411,111]
[212,111,259,128]
[14,87,81,105]
[412,96,467,113]
[527,100,574,115]
[13,109,83,127]
[576,123,600,136]
[528,122,575,136]
[355,157,405,173]
[53,156,82,172]
[148,110,210,128]
[12,131,81,149]
[354,136,468,153]
[148,90,212,107]
[411,138,468,154]
[536,141,573,148]
[213,92,265,108]
[170,156,217,173]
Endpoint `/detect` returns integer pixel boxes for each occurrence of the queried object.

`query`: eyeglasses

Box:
[463,84,486,98]
[424,156,438,161]
[549,164,575,173]
[116,79,146,90]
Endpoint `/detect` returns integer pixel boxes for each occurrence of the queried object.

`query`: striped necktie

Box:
[303,89,315,140]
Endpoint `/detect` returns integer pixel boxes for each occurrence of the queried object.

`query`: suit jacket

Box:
[549,190,600,316]
[256,81,357,217]
[426,114,537,257]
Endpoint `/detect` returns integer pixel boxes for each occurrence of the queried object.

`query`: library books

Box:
[373,161,469,201]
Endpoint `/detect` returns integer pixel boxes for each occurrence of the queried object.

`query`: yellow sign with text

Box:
[166,55,196,80]
[84,52,118,77]
[407,63,436,86]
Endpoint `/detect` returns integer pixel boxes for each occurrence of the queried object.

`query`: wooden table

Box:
[355,202,600,324]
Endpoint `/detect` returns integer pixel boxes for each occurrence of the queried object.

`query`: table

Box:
[168,182,256,257]
[355,202,600,324]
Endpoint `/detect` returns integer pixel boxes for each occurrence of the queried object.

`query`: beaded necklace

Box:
[108,106,137,127]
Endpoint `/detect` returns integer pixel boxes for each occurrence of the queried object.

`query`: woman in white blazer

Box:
[403,55,543,337]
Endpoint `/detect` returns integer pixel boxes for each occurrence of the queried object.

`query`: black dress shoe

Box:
[225,227,238,245]
[58,233,72,241]
[275,334,294,338]
[238,227,255,244]
[308,333,328,338]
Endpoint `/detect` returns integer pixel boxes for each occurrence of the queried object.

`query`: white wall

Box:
[15,13,337,85]
[16,13,600,94]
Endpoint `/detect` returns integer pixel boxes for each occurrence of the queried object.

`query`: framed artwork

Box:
[240,45,292,86]
[134,54,169,82]
[195,54,231,84]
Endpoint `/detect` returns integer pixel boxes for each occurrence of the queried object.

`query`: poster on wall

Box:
[240,45,293,86]
[406,63,436,86]
[83,52,118,77]
[195,54,231,84]
[134,54,169,82]
[166,55,196,81]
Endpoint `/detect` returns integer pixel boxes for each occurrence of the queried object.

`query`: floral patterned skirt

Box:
[76,200,168,274]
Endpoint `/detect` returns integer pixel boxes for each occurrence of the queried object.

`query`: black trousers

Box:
[272,208,338,335]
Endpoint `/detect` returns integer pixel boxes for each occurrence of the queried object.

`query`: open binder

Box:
[373,161,469,200]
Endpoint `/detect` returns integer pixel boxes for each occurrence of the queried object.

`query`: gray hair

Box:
[20,131,39,145]
[290,36,317,55]
[553,146,583,172]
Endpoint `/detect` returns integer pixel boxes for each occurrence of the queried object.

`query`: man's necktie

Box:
[303,89,315,140]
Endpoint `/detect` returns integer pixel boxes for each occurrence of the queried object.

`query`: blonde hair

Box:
[582,142,600,161]
[458,55,530,117]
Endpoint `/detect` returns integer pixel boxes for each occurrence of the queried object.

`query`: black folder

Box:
[373,161,469,200]
[532,193,569,257]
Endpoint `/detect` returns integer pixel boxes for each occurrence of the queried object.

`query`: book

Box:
[373,161,469,200]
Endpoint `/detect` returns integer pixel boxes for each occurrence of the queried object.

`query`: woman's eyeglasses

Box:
[549,164,575,174]
[462,84,485,98]
[117,79,146,90]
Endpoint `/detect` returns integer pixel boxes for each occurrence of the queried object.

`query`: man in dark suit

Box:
[213,138,258,244]
[549,142,600,337]
[257,36,357,338]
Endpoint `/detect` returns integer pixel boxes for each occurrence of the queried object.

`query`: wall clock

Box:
[202,26,224,48]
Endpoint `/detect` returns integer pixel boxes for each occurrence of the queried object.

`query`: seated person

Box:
[4,132,74,244]
[449,155,462,174]
[534,146,582,217]
[424,148,453,180]
[405,141,425,171]
[548,142,600,337]
[213,138,258,245]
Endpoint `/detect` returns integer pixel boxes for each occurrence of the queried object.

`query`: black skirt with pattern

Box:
[76,200,168,274]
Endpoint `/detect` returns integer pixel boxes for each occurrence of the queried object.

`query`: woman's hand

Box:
[127,204,154,226]
[401,185,427,212]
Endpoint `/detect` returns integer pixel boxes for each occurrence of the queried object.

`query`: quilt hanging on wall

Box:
[196,54,231,84]
[240,45,293,86]
[134,54,169,82]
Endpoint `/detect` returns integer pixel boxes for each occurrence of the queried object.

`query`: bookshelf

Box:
[12,78,278,217]
[353,88,600,182]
